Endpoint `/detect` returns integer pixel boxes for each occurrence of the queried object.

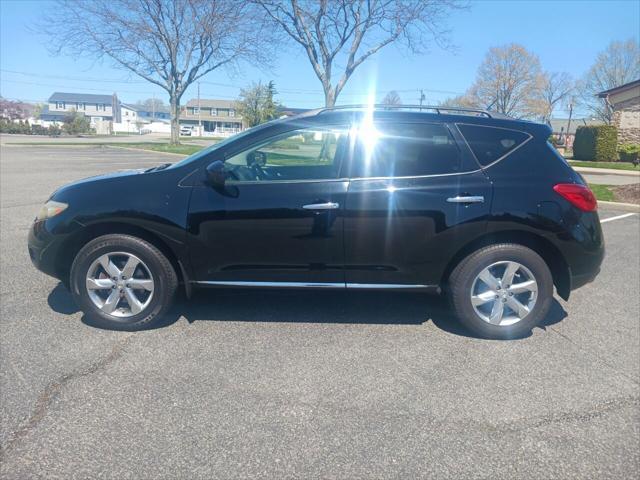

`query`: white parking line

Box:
[600,213,638,224]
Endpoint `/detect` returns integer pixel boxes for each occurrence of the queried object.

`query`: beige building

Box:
[45,92,117,122]
[181,99,243,136]
[598,79,640,144]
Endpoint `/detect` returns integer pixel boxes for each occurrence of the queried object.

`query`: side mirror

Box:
[206,160,226,188]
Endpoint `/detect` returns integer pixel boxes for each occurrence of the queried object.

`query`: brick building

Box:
[598,79,640,145]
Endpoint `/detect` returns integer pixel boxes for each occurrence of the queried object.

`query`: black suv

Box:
[28,106,604,338]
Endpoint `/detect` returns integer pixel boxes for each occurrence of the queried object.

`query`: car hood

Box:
[50,168,147,199]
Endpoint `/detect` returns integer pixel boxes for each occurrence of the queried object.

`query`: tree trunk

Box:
[324,87,336,108]
[170,95,180,145]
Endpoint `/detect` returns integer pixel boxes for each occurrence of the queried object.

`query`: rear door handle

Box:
[303,202,340,210]
[446,196,485,204]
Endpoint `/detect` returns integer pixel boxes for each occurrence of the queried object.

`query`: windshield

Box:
[167,120,282,170]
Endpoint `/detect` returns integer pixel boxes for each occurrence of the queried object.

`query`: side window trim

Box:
[454,122,533,169]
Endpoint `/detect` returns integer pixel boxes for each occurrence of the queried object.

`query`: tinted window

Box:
[457,124,530,166]
[224,128,347,182]
[351,123,462,178]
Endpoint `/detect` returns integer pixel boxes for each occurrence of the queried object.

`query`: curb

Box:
[598,200,640,212]
[573,166,640,177]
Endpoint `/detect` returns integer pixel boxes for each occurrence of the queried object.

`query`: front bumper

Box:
[28,220,66,280]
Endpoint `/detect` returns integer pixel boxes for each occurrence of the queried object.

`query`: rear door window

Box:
[350,123,464,178]
[457,124,530,166]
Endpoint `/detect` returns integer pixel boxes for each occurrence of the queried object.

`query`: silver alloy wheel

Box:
[470,261,538,327]
[85,252,154,318]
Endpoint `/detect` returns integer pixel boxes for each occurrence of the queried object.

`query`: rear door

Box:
[343,121,492,288]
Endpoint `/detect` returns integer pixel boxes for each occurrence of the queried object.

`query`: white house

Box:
[112,103,141,133]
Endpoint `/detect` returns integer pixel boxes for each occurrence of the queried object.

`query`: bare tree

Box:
[439,92,482,109]
[134,98,171,115]
[540,72,574,121]
[381,90,402,105]
[578,38,640,123]
[41,0,270,144]
[253,0,465,107]
[467,44,545,118]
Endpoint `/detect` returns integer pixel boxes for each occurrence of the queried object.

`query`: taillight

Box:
[553,183,597,212]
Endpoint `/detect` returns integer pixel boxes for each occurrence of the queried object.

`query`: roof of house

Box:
[185,98,236,109]
[39,105,80,121]
[48,92,115,105]
[120,103,138,111]
[137,110,171,117]
[597,79,640,98]
[548,118,604,134]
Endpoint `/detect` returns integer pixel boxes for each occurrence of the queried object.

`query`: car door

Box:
[343,121,492,288]
[187,125,350,286]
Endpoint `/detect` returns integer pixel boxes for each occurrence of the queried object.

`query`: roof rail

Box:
[313,104,495,118]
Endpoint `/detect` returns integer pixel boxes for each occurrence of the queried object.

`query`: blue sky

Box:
[1,0,638,117]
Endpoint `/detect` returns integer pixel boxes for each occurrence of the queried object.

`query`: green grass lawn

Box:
[568,160,639,171]
[589,184,615,202]
[179,136,224,141]
[12,141,206,156]
[112,143,204,156]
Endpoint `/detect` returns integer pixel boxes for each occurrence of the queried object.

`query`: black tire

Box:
[448,243,553,339]
[70,234,178,331]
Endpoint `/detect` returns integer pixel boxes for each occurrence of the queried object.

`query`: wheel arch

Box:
[55,221,190,296]
[441,230,571,300]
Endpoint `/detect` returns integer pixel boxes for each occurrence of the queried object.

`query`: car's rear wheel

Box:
[70,234,177,330]
[448,244,553,339]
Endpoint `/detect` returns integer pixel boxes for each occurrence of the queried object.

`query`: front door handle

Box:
[303,202,340,210]
[446,195,485,204]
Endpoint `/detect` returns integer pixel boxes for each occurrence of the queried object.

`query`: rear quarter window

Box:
[457,124,530,166]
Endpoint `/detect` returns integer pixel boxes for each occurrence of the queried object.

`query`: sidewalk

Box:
[573,166,640,176]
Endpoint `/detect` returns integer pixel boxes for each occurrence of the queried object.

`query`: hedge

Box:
[618,143,640,165]
[573,125,618,161]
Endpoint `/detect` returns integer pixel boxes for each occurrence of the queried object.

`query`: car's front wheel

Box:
[448,244,553,339]
[70,234,178,330]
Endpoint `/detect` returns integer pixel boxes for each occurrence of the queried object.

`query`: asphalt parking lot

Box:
[1,144,638,479]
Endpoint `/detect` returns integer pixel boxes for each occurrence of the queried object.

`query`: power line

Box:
[1,68,465,97]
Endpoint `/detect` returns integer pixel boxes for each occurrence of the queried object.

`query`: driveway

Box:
[1,145,638,479]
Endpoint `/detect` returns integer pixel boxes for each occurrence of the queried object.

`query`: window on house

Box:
[211,108,217,116]
[56,102,65,109]
[230,109,235,117]
[193,107,200,114]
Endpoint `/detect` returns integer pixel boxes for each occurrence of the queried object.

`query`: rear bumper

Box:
[564,211,605,293]
[571,266,601,291]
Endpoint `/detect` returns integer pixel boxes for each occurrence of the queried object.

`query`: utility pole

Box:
[197,82,202,137]
[419,89,425,107]
[565,102,573,144]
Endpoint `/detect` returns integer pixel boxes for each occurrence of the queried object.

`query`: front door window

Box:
[224,128,347,182]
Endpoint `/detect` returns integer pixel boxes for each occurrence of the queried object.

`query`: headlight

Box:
[36,200,68,221]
